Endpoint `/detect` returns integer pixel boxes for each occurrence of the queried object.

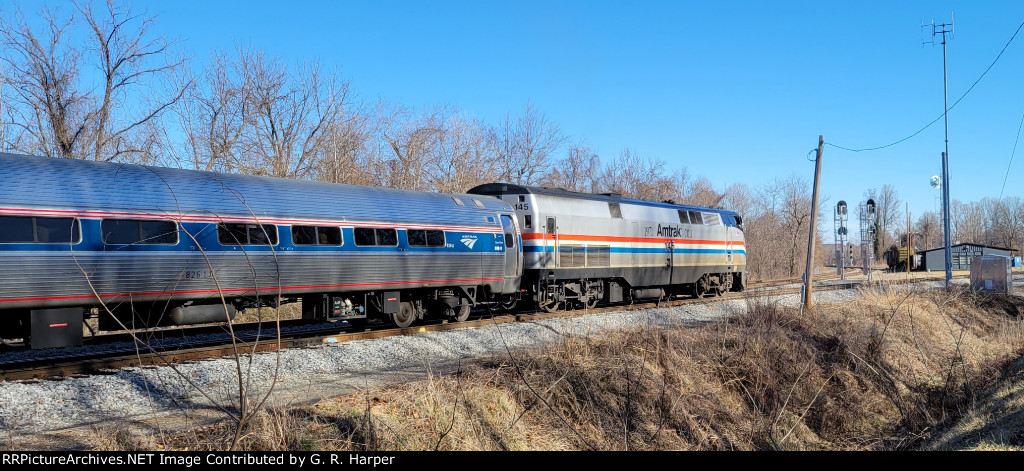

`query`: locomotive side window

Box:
[702,212,723,226]
[688,211,703,225]
[354,227,398,246]
[292,225,342,246]
[0,216,81,244]
[218,223,278,245]
[407,229,445,247]
[102,219,178,245]
[677,210,690,224]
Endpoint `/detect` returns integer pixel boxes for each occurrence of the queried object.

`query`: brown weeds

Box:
[149,287,1024,451]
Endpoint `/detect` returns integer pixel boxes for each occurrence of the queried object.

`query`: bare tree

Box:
[1,5,90,158]
[369,103,443,191]
[864,185,901,256]
[78,0,185,163]
[172,49,255,172]
[0,1,186,162]
[983,196,1024,251]
[235,52,349,179]
[427,111,500,193]
[597,148,678,202]
[496,103,567,185]
[915,211,941,251]
[539,141,600,192]
[682,176,723,207]
[722,182,756,221]
[315,106,374,186]
[951,199,986,245]
[760,175,813,277]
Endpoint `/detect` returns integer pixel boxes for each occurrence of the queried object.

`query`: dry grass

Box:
[129,286,1024,451]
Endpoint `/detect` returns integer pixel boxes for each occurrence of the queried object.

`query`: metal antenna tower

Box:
[927,14,954,288]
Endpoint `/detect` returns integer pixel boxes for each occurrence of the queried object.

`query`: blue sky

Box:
[64,1,1024,224]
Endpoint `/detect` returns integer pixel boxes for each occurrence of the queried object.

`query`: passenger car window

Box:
[0,216,80,244]
[218,223,278,245]
[292,225,342,246]
[102,219,177,244]
[407,229,445,247]
[354,227,398,246]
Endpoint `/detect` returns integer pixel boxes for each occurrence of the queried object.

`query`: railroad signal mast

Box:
[860,199,876,282]
[834,201,848,280]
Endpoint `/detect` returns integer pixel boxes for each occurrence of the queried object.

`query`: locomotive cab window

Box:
[292,225,342,246]
[407,229,445,247]
[677,210,690,224]
[102,219,178,245]
[0,216,81,244]
[687,211,703,225]
[355,227,398,246]
[218,223,278,245]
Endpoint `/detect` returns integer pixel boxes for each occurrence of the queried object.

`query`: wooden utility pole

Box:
[906,203,911,278]
[803,135,824,310]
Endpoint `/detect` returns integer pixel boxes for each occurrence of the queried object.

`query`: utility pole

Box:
[928,15,954,288]
[803,135,824,310]
[906,203,911,278]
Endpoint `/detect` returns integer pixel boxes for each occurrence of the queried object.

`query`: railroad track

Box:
[0,272,966,381]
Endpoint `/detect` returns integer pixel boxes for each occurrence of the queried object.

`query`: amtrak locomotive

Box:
[467,184,746,312]
[0,153,744,349]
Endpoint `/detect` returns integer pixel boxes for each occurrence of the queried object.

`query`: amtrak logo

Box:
[461,236,478,249]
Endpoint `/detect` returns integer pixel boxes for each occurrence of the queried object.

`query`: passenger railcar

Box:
[0,153,522,349]
[468,184,746,311]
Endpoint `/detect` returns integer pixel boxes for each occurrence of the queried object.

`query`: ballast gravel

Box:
[0,276,1005,448]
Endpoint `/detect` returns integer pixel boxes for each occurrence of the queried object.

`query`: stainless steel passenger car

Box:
[468,184,745,311]
[0,153,523,348]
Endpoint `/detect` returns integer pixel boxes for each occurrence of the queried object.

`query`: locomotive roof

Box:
[0,153,510,226]
[467,183,738,215]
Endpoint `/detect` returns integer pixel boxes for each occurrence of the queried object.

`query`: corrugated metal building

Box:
[921,243,1013,271]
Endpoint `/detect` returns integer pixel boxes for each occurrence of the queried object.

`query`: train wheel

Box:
[499,296,518,312]
[393,302,416,328]
[585,296,599,310]
[539,299,561,313]
[695,275,710,298]
[453,304,471,322]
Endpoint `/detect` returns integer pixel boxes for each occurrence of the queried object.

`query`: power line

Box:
[998,108,1024,200]
[826,20,1024,153]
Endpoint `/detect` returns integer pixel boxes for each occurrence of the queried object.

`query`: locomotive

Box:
[0,153,745,349]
